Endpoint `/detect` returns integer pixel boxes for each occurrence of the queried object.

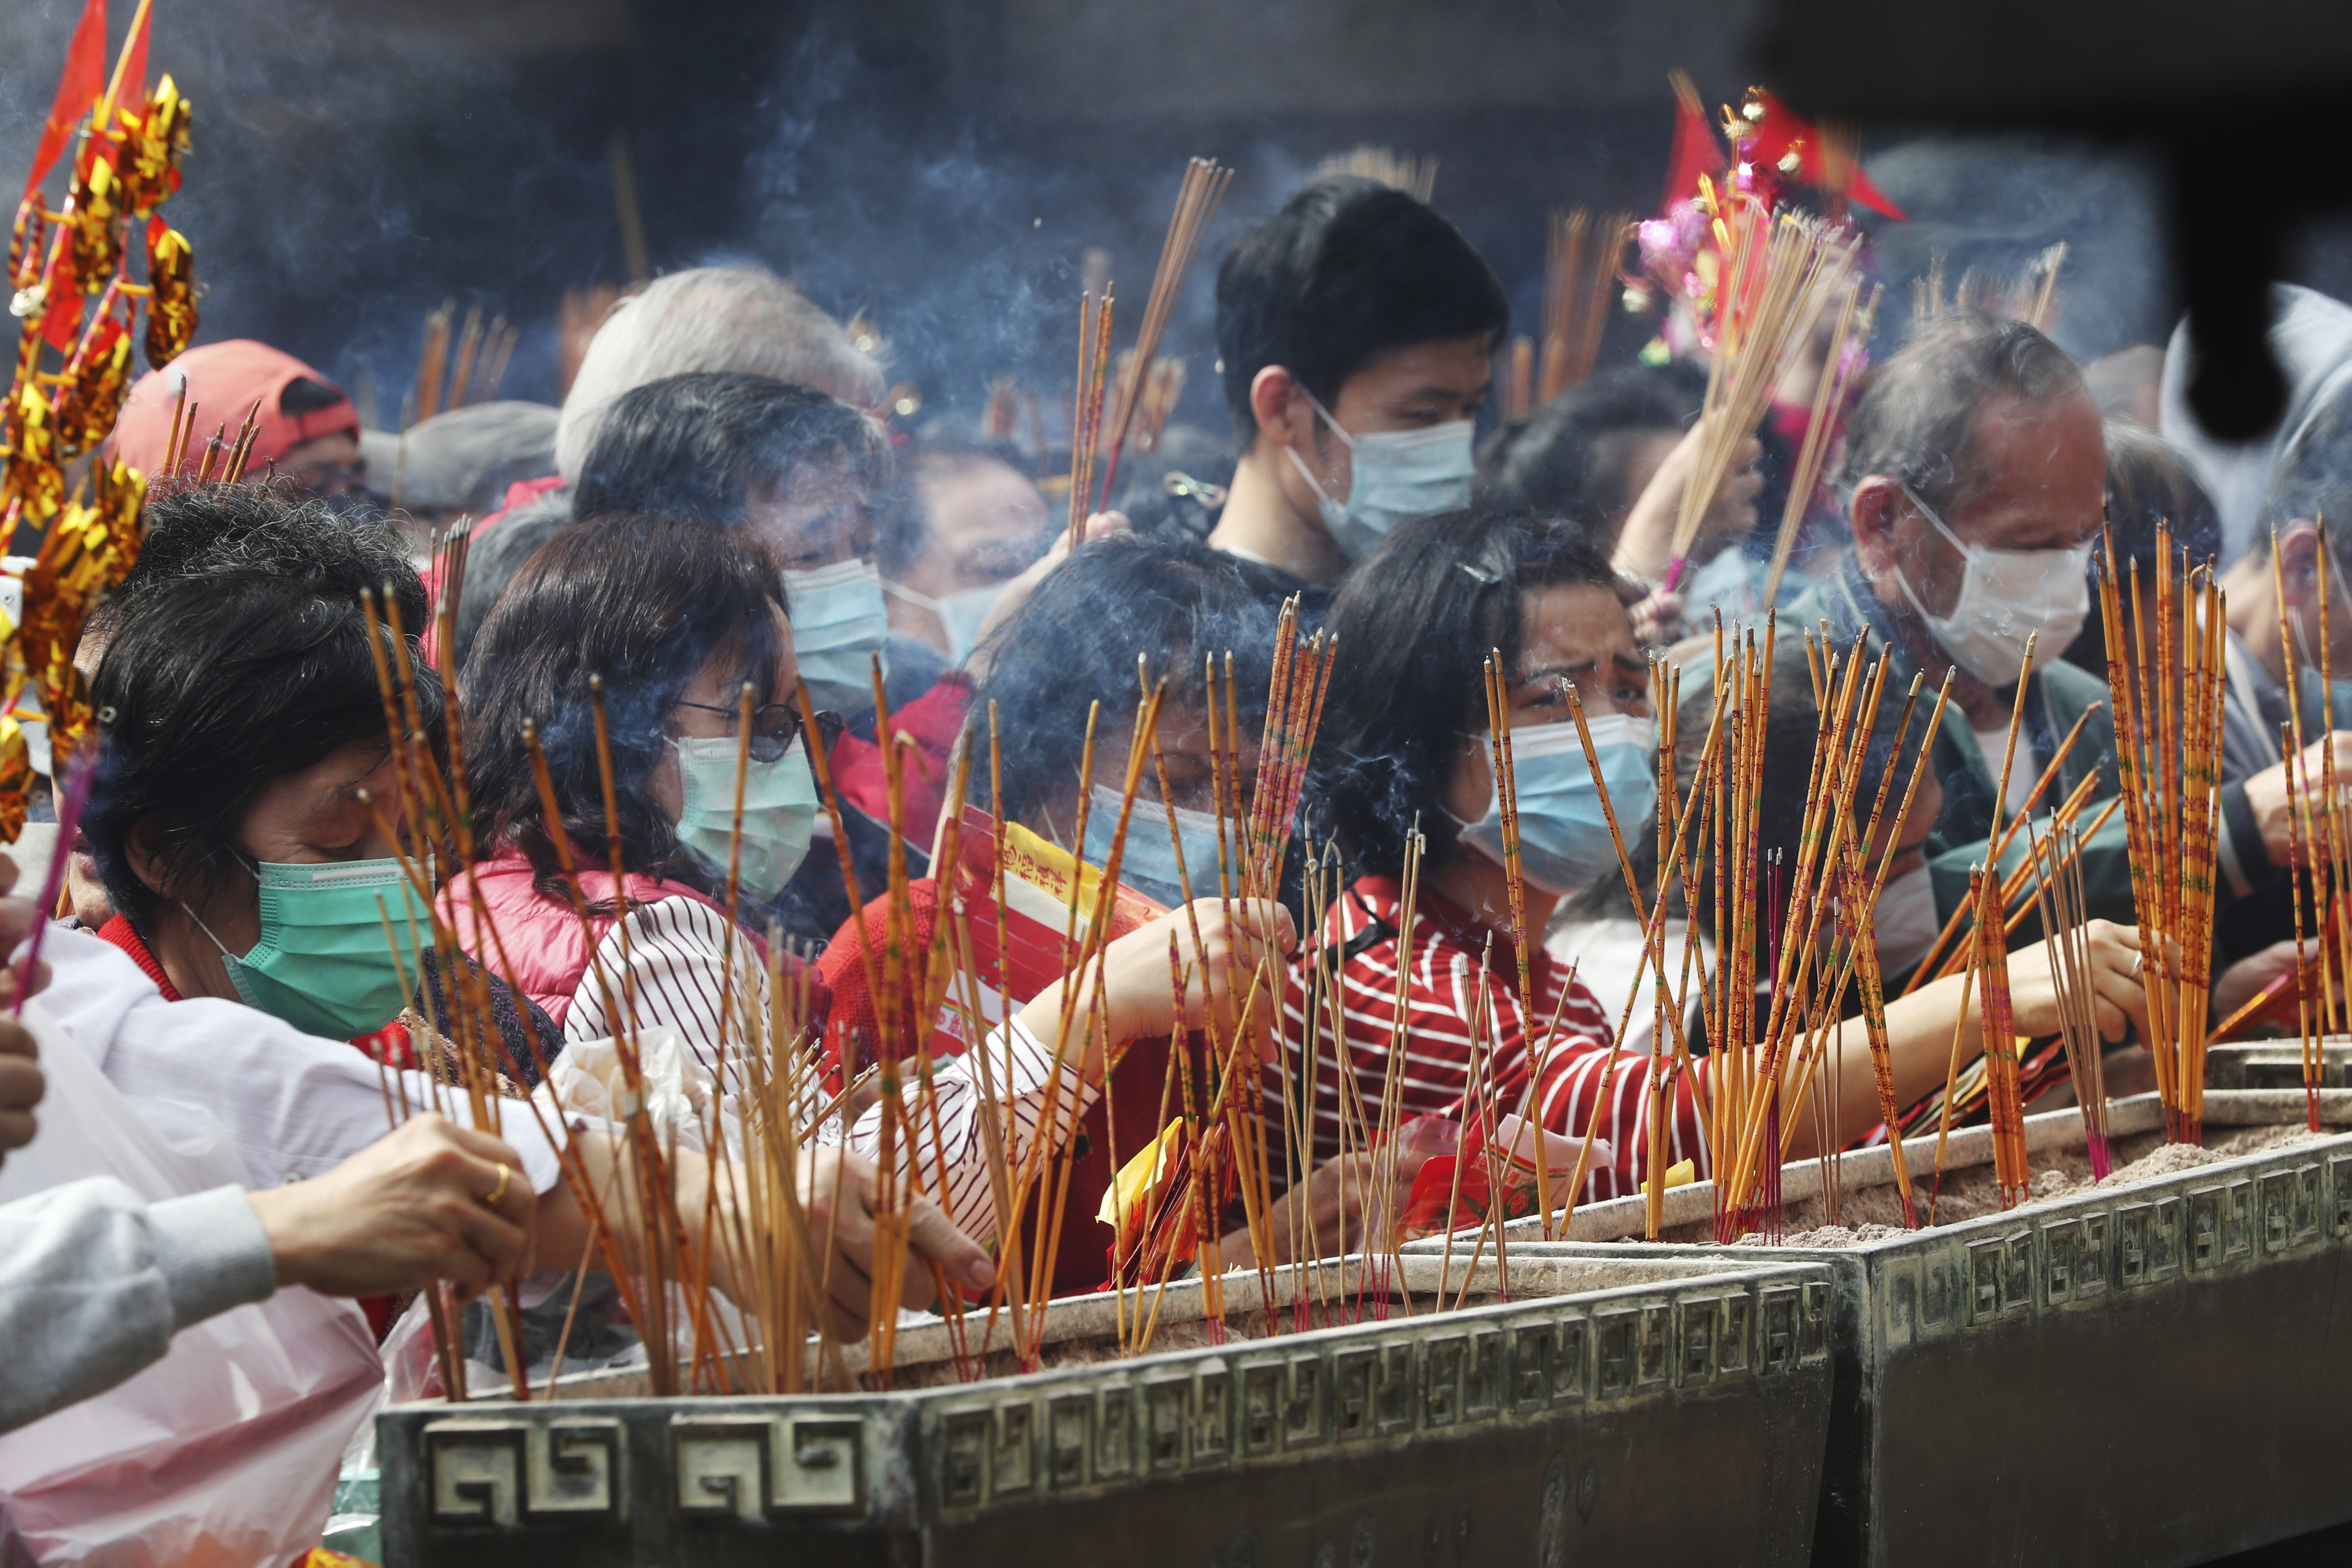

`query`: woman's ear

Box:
[2279,519,2324,588]
[121,818,178,903]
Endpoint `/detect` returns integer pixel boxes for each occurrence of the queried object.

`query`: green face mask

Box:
[671,733,820,905]
[199,858,429,1040]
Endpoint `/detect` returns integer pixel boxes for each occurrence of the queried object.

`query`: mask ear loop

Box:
[1280,382,1354,507]
[179,900,241,961]
[1888,483,1974,631]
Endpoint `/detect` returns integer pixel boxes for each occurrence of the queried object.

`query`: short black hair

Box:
[875,438,1039,577]
[87,490,437,931]
[1315,506,1631,877]
[2260,382,2352,563]
[1214,176,1508,446]
[1476,367,1702,547]
[571,371,891,531]
[464,513,789,898]
[87,479,427,647]
[972,535,1284,827]
[1840,310,2087,517]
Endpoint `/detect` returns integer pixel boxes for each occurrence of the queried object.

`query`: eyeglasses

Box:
[671,700,844,764]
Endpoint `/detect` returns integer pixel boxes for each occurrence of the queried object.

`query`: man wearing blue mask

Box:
[1206,176,1509,592]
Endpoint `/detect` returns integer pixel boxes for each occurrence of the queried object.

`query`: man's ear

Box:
[2278,518,2325,589]
[1248,365,1314,454]
[121,818,177,904]
[1850,476,1905,577]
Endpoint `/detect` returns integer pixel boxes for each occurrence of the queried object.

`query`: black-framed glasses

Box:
[673,700,844,764]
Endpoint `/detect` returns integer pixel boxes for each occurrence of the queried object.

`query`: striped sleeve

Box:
[565,897,770,1082]
[847,1016,1097,1247]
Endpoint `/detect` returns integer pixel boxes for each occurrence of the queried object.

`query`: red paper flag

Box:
[21,0,109,206]
[110,0,154,118]
[1748,90,1908,223]
[1660,69,1725,215]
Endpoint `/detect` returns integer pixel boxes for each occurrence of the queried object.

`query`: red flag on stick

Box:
[21,0,108,205]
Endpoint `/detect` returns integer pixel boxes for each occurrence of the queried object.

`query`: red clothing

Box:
[820,880,1183,1297]
[828,672,973,836]
[1277,878,1712,1202]
[441,848,743,1027]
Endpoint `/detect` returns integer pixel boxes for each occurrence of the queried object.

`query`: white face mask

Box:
[1284,388,1475,561]
[1872,860,1940,976]
[883,578,1003,666]
[1890,484,2091,686]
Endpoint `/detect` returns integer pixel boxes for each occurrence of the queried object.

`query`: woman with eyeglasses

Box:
[456,513,838,1064]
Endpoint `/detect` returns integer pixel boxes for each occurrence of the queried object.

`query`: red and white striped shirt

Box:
[1272,878,1712,1202]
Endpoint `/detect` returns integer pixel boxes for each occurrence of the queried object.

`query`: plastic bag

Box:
[545,1026,728,1152]
[0,999,383,1568]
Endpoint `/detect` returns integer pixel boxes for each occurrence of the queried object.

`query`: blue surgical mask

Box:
[1284,390,1475,560]
[670,734,821,905]
[783,557,891,713]
[1081,783,1227,910]
[883,577,1004,666]
[1459,713,1656,894]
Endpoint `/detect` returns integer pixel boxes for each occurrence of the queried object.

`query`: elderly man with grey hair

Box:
[450,266,884,663]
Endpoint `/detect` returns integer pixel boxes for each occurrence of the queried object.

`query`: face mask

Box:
[1890,485,2091,686]
[193,859,430,1040]
[1080,783,1228,909]
[1872,861,1940,975]
[1284,389,1475,561]
[1460,713,1656,894]
[671,734,821,905]
[783,557,891,713]
[883,578,1003,666]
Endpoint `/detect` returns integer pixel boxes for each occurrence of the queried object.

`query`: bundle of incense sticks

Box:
[1911,243,2067,334]
[1539,208,1629,404]
[1759,280,1880,608]
[2094,524,2227,1144]
[2026,818,2113,1177]
[1064,286,1114,551]
[1969,864,2032,1206]
[1704,629,1946,1238]
[407,304,518,427]
[2241,529,2346,1128]
[1502,336,1535,424]
[1662,204,1858,591]
[1130,356,1187,455]
[1314,145,1437,202]
[1096,158,1233,509]
[558,284,622,402]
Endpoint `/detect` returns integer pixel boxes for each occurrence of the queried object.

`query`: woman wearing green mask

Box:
[82,501,556,1083]
[458,513,831,1074]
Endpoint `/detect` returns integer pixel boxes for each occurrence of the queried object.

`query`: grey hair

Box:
[553,267,886,479]
[1839,311,2087,517]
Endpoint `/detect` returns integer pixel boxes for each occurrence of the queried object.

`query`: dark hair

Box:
[1316,507,1631,877]
[571,371,891,531]
[2062,423,2224,676]
[876,438,1039,576]
[1840,311,2088,517]
[2260,382,2352,562]
[88,479,426,647]
[1563,640,1936,928]
[972,535,1284,827]
[463,514,789,897]
[1476,367,1701,547]
[1214,176,1508,446]
[87,490,437,930]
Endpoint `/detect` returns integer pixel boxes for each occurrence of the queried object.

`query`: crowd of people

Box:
[6,166,2352,1552]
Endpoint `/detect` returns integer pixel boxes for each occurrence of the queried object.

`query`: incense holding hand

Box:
[1021,897,1297,1076]
[2241,730,2352,869]
[2001,919,2150,1043]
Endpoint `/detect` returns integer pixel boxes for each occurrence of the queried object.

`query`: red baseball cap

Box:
[107,339,360,480]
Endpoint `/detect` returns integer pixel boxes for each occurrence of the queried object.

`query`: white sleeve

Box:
[38,925,570,1195]
[848,1016,1099,1245]
[563,897,770,1082]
